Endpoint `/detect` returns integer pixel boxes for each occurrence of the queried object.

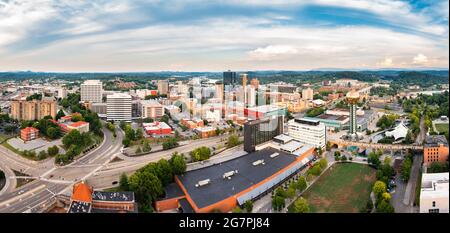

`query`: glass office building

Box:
[244,115,284,152]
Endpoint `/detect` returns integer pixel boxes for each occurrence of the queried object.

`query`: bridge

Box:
[329,140,424,151]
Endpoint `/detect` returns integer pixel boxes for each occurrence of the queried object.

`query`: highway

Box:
[0,127,122,213]
[0,126,235,212]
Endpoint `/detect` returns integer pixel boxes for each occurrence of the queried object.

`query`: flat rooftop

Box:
[176,147,299,209]
[316,114,348,121]
[92,191,135,202]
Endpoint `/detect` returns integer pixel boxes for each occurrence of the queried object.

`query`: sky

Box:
[0,0,448,72]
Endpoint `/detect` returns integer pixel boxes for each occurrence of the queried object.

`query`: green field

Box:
[434,123,449,134]
[297,163,376,213]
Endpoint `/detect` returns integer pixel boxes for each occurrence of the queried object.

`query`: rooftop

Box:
[92,191,135,202]
[68,201,91,213]
[71,182,93,203]
[316,114,349,121]
[176,147,301,209]
[425,135,448,147]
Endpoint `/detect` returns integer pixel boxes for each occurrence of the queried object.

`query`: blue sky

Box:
[0,0,448,72]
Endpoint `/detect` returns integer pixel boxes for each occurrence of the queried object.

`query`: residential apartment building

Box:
[81,80,103,103]
[20,127,39,141]
[141,100,164,119]
[288,118,327,149]
[424,135,449,166]
[302,88,314,100]
[420,172,449,213]
[10,97,57,121]
[107,93,132,122]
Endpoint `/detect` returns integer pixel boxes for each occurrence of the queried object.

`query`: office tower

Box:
[302,87,314,100]
[288,118,327,149]
[244,115,284,152]
[215,81,224,101]
[223,70,237,86]
[157,80,169,96]
[107,93,132,122]
[81,80,103,103]
[241,73,248,106]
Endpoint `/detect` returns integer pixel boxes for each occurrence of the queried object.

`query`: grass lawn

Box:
[434,123,449,134]
[297,163,376,213]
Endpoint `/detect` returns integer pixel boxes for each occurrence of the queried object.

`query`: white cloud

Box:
[376,57,394,67]
[413,53,428,64]
[248,45,298,60]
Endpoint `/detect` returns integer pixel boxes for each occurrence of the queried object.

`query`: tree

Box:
[244,200,253,213]
[46,127,60,139]
[232,207,243,213]
[376,200,395,213]
[71,113,84,122]
[292,197,310,213]
[136,128,144,140]
[381,192,391,202]
[272,195,285,211]
[318,158,328,170]
[169,152,186,175]
[373,181,387,200]
[191,146,212,162]
[129,171,163,212]
[119,173,129,191]
[401,157,413,182]
[296,176,307,192]
[162,138,179,150]
[38,150,47,160]
[47,145,59,156]
[124,125,136,141]
[56,109,65,120]
[62,129,83,148]
[122,138,131,147]
[142,140,152,152]
[286,186,296,198]
[227,134,240,148]
[156,159,173,185]
[368,151,381,168]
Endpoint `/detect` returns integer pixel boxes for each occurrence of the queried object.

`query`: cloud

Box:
[248,45,299,60]
[413,53,428,65]
[377,57,394,67]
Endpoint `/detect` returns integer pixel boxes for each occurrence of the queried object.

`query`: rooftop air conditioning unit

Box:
[270,152,279,158]
[252,159,265,166]
[195,179,211,187]
[223,170,238,179]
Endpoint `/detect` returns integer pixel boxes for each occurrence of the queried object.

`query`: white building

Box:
[141,100,164,119]
[57,87,67,99]
[302,88,313,100]
[287,118,327,149]
[107,93,132,122]
[157,80,169,95]
[385,122,409,140]
[420,172,449,213]
[81,80,103,103]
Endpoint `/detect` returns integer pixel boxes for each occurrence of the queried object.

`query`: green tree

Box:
[227,134,240,148]
[119,173,129,191]
[47,145,59,156]
[156,159,174,185]
[376,200,395,213]
[129,171,163,212]
[169,152,187,175]
[142,140,152,152]
[373,181,387,200]
[244,200,253,213]
[46,127,60,139]
[232,207,243,213]
[62,129,83,148]
[292,197,310,213]
[136,128,144,140]
[56,109,65,120]
[296,176,307,192]
[37,150,47,160]
[272,195,285,211]
[318,158,328,170]
[122,138,131,147]
[190,146,211,162]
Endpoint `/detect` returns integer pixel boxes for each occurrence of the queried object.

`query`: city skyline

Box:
[0,0,449,72]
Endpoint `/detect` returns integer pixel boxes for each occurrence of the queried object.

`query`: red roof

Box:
[21,127,39,133]
[69,121,88,128]
[72,182,93,203]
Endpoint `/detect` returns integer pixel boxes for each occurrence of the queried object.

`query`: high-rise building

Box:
[81,80,103,103]
[215,81,224,101]
[157,80,169,96]
[250,78,260,89]
[10,96,57,121]
[244,116,284,152]
[288,118,327,149]
[346,89,360,139]
[107,93,132,122]
[223,70,237,86]
[141,100,164,119]
[302,88,314,100]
